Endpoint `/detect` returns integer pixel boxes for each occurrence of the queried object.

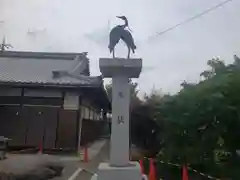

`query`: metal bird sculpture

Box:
[108,16,136,59]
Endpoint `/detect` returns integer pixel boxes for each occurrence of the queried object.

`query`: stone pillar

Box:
[95,58,142,180]
[111,76,130,166]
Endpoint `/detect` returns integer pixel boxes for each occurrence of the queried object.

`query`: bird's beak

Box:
[116,16,122,19]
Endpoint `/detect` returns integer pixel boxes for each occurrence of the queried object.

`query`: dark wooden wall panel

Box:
[57,109,78,149]
[0,103,105,150]
[23,106,58,149]
[0,106,26,146]
[25,107,45,147]
[43,108,58,149]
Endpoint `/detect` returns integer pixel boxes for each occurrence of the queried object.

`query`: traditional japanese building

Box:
[0,51,110,152]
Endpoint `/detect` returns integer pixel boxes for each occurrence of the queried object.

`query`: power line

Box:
[147,0,234,41]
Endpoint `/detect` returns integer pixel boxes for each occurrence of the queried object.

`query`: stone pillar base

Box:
[93,162,142,180]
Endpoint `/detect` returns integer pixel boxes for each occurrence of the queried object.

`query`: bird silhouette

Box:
[108,16,136,59]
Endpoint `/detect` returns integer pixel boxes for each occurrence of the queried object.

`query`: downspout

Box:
[77,95,83,154]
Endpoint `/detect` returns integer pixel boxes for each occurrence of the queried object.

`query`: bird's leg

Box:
[127,46,130,59]
[113,49,115,58]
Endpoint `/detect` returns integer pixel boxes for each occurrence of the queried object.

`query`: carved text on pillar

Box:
[117,115,124,124]
[118,91,124,98]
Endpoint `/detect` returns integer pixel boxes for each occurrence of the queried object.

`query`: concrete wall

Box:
[63,92,79,110]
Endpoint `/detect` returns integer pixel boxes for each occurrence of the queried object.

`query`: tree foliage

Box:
[155,55,240,178]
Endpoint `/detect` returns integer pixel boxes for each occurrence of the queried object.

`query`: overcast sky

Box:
[0,0,240,96]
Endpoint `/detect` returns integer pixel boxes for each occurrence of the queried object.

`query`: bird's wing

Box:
[108,27,122,49]
[120,30,136,49]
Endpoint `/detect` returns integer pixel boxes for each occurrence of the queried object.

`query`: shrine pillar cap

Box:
[99,58,142,78]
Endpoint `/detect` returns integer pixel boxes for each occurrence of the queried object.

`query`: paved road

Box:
[53,141,109,180]
[77,141,109,180]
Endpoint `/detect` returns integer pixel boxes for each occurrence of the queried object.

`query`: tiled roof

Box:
[0,51,102,87]
[0,51,88,60]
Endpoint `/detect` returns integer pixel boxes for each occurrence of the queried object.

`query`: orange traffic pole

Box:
[182,164,189,180]
[148,158,157,180]
[139,159,144,174]
[84,146,89,162]
[38,142,43,154]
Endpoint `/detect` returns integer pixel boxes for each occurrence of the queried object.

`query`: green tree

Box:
[154,55,240,178]
[200,58,226,80]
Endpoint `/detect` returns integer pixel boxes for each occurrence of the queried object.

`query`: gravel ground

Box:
[53,141,109,180]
